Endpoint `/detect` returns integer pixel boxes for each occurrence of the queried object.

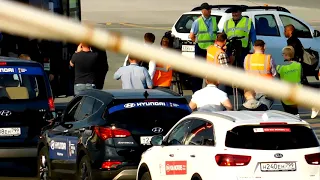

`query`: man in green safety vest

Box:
[189,2,218,93]
[223,6,257,69]
[277,46,302,116]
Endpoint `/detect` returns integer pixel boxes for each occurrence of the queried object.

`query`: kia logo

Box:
[0,110,12,117]
[152,127,163,133]
[274,153,283,158]
[124,103,136,108]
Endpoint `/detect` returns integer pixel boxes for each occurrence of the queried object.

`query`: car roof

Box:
[188,110,307,125]
[0,56,42,66]
[78,89,186,102]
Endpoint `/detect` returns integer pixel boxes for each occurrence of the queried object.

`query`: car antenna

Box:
[143,91,149,99]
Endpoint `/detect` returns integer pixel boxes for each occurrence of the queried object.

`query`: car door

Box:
[156,119,193,180]
[253,13,286,65]
[48,96,83,173]
[183,118,216,179]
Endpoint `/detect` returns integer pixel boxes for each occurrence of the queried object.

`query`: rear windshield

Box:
[105,102,191,132]
[225,125,319,150]
[0,66,48,102]
[175,14,222,33]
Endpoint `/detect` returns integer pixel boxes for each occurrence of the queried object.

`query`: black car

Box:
[38,89,192,180]
[0,57,55,176]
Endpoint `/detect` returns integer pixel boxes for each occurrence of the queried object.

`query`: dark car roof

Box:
[0,56,43,67]
[78,89,185,102]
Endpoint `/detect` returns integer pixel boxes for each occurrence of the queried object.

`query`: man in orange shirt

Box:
[206,33,231,67]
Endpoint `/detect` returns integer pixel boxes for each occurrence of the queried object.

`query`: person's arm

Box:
[144,68,153,89]
[220,92,233,110]
[69,53,76,67]
[148,61,156,79]
[270,56,277,77]
[189,92,198,111]
[189,101,197,111]
[123,54,129,66]
[189,20,199,42]
[113,68,122,80]
[249,21,257,46]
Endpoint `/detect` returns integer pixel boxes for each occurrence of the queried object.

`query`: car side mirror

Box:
[314,30,320,37]
[151,135,163,146]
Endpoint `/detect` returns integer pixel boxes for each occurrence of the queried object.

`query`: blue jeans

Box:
[74,83,96,96]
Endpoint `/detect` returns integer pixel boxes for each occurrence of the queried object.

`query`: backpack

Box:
[302,47,319,66]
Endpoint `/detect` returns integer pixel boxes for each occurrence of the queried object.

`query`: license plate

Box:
[0,128,21,137]
[140,136,153,145]
[260,162,296,172]
[182,45,195,52]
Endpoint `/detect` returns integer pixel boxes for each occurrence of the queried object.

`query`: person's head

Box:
[231,6,242,21]
[128,55,141,64]
[19,54,31,60]
[79,42,91,51]
[200,3,211,18]
[205,78,219,86]
[161,37,170,48]
[144,33,155,44]
[215,33,227,47]
[284,24,295,38]
[244,90,256,100]
[253,39,266,53]
[282,46,295,61]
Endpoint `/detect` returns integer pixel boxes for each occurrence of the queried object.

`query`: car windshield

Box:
[225,125,319,150]
[0,66,47,102]
[175,14,222,33]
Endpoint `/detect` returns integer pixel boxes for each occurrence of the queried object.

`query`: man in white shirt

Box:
[123,33,156,79]
[189,79,233,112]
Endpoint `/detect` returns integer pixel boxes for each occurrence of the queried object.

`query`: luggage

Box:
[302,47,319,66]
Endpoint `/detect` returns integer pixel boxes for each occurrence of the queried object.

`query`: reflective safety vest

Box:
[276,62,302,105]
[207,45,224,65]
[224,17,252,48]
[153,64,173,87]
[197,17,218,50]
[244,53,272,78]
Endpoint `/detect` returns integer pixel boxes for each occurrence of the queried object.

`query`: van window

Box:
[175,14,222,33]
[0,66,47,102]
[255,14,280,36]
[225,125,319,150]
[279,15,312,38]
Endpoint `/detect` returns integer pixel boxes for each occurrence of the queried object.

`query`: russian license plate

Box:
[260,162,296,172]
[0,128,21,136]
[140,136,153,145]
[182,45,195,52]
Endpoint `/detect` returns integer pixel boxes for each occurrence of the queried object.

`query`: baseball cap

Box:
[200,3,211,10]
[230,6,242,12]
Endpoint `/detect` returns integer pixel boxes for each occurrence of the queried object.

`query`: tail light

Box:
[48,97,55,111]
[0,62,7,66]
[94,126,131,141]
[305,153,320,165]
[215,154,251,166]
[101,161,122,169]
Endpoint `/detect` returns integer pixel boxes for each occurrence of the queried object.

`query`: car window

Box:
[92,99,103,114]
[184,119,215,146]
[279,15,312,38]
[166,119,192,145]
[175,14,222,33]
[74,96,96,121]
[225,125,319,150]
[63,96,83,122]
[0,66,48,102]
[255,14,280,36]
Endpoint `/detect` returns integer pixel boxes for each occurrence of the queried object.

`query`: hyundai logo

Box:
[274,153,283,158]
[124,103,136,108]
[152,127,163,133]
[0,110,12,117]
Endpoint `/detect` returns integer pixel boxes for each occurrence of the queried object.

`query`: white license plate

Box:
[0,128,21,136]
[260,162,296,172]
[182,45,195,52]
[140,136,153,145]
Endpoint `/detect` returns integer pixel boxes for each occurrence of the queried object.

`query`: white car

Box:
[136,110,320,180]
[171,5,320,66]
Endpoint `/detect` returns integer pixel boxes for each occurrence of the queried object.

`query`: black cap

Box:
[200,3,211,10]
[230,6,242,12]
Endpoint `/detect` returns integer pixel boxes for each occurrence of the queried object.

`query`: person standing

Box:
[206,33,230,67]
[277,46,302,116]
[223,6,256,68]
[70,43,99,95]
[189,2,218,93]
[114,55,153,89]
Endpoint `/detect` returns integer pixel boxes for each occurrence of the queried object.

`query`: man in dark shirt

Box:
[285,24,303,61]
[70,43,99,95]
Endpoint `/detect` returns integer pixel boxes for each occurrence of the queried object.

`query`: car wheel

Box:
[141,171,152,180]
[38,146,51,180]
[78,155,93,180]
